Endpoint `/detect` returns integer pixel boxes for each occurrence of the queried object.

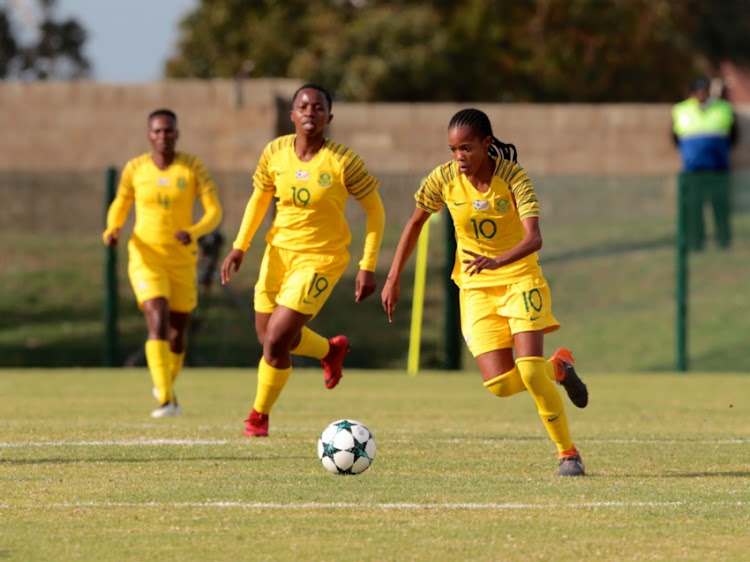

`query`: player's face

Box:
[448,126,491,176]
[148,114,178,155]
[291,89,332,137]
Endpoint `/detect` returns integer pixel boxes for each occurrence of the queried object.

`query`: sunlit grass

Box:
[0,368,747,561]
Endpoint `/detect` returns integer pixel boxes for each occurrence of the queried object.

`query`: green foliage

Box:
[1,369,748,560]
[164,0,750,102]
[0,0,89,79]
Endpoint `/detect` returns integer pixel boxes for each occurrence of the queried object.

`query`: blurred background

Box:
[1,0,749,372]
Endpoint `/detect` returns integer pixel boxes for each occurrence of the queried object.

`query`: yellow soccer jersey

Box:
[253,135,379,254]
[105,151,222,264]
[416,158,542,288]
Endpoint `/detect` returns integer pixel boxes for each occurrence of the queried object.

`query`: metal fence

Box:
[1,170,749,372]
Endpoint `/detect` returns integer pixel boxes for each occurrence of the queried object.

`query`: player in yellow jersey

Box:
[221,84,385,437]
[381,109,588,476]
[103,109,223,418]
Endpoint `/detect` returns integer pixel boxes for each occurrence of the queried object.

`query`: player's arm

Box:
[102,163,135,246]
[462,216,542,276]
[353,189,385,302]
[381,206,432,322]
[185,181,223,244]
[181,159,223,244]
[220,187,274,284]
[232,187,274,252]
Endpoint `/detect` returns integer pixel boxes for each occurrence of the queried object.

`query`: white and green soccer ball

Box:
[317,419,376,475]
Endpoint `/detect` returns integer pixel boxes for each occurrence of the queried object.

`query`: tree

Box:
[165,0,750,102]
[0,0,90,79]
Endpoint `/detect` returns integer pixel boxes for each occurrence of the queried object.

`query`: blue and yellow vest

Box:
[672,97,734,171]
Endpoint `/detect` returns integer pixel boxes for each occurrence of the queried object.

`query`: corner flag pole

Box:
[408,216,430,375]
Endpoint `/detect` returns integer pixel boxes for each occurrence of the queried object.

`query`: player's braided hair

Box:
[448,108,517,163]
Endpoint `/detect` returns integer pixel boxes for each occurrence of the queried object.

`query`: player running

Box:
[221,84,385,437]
[103,109,223,418]
[381,108,588,476]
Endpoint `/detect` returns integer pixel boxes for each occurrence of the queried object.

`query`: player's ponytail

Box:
[448,108,518,163]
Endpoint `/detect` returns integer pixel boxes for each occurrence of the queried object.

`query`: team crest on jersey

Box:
[177,177,187,189]
[473,200,490,211]
[496,199,510,212]
[157,177,169,186]
[318,173,332,187]
[296,170,310,180]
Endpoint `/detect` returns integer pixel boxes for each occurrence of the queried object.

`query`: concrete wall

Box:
[1,79,748,175]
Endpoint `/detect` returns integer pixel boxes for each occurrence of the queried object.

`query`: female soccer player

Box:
[381,108,588,476]
[103,109,223,418]
[221,84,385,437]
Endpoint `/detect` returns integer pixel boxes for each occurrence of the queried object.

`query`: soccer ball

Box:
[317,419,376,475]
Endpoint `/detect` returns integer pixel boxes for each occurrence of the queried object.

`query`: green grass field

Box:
[1,368,747,561]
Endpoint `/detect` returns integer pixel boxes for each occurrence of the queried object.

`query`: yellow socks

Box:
[516,356,573,455]
[290,327,329,359]
[484,367,527,397]
[170,351,185,384]
[253,357,292,415]
[544,359,558,382]
[145,339,172,404]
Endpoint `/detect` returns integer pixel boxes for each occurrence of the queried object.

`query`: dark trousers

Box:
[681,171,732,251]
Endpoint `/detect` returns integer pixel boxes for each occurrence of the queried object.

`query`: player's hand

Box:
[174,230,192,245]
[221,248,245,284]
[380,278,400,323]
[462,249,500,276]
[354,269,377,303]
[104,228,120,247]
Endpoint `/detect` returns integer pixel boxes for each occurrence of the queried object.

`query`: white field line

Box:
[0,437,748,448]
[0,500,745,511]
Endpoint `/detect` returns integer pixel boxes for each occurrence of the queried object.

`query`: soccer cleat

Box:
[243,409,269,437]
[150,401,182,418]
[558,454,586,477]
[551,348,588,408]
[321,335,350,389]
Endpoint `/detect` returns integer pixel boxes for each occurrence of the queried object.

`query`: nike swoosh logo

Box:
[547,414,560,422]
[453,202,467,206]
[303,299,313,304]
[530,315,540,321]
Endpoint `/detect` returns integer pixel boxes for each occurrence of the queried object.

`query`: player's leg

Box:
[276,249,350,389]
[515,332,584,476]
[141,297,179,417]
[167,310,189,391]
[477,348,525,396]
[128,252,179,417]
[460,286,526,397]
[167,264,198,389]
[506,277,584,475]
[245,306,310,437]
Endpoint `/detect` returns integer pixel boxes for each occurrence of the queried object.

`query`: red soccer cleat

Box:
[321,335,350,389]
[243,409,269,437]
[551,348,588,408]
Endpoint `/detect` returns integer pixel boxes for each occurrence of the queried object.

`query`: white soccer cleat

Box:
[150,402,182,418]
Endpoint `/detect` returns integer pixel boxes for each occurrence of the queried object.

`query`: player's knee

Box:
[484,368,525,398]
[515,357,548,390]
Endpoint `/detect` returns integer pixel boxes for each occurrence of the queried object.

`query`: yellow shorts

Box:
[254,245,349,317]
[127,241,198,313]
[459,276,560,357]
